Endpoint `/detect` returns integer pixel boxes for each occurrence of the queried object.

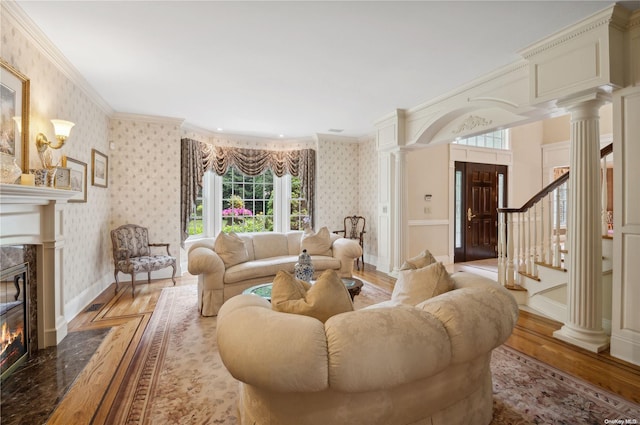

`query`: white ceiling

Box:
[15,0,627,139]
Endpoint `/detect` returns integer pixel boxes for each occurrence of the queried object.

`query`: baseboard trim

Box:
[64,273,113,323]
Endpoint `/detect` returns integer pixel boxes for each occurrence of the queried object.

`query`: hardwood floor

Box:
[12,266,640,424]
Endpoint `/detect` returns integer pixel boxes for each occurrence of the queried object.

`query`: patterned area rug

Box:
[111,283,640,424]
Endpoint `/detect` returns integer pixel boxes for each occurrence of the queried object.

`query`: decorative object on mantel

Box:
[20,173,34,186]
[30,168,48,187]
[45,167,57,187]
[91,149,108,188]
[54,166,71,190]
[0,59,30,172]
[0,152,22,183]
[62,156,87,203]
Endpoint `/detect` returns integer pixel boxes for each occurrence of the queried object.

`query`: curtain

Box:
[181,138,212,245]
[181,139,317,244]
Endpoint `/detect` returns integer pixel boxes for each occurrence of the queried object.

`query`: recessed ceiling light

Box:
[217,128,223,131]
[279,134,284,138]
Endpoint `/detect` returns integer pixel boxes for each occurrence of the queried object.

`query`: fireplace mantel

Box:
[1,183,79,348]
[0,183,79,205]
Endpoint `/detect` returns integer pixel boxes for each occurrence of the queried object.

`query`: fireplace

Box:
[1,262,29,380]
[0,184,76,350]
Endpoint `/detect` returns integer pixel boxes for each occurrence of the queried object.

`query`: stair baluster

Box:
[496,143,612,289]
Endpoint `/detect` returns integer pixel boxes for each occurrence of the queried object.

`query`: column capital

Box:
[557,90,611,118]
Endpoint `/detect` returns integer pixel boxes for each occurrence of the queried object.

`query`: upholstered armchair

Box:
[334,215,366,270]
[110,224,176,297]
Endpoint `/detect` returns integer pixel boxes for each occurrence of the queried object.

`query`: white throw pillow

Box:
[400,249,437,270]
[392,262,454,306]
[213,232,249,267]
[300,226,332,256]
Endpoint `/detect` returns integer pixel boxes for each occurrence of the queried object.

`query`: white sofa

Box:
[188,231,363,316]
[216,272,519,425]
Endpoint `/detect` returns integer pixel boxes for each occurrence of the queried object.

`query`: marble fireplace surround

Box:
[0,184,77,349]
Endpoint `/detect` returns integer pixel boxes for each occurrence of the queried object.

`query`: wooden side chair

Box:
[110,224,176,297]
[334,215,366,270]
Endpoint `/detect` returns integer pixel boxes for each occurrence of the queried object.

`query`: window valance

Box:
[208,146,312,178]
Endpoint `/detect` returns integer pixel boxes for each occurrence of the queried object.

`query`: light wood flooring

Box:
[41,267,640,422]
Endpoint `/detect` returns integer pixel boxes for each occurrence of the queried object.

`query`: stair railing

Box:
[497,143,613,288]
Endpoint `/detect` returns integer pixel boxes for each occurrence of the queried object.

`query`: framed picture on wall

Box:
[54,166,71,190]
[63,156,87,203]
[91,148,108,188]
[0,59,30,172]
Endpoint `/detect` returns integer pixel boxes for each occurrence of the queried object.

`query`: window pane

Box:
[455,170,462,248]
[454,129,508,150]
[289,176,308,230]
[221,167,274,233]
[187,185,204,236]
[498,174,505,208]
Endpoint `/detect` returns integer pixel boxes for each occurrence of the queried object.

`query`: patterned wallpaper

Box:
[2,11,112,308]
[358,137,378,260]
[315,136,360,233]
[110,115,183,275]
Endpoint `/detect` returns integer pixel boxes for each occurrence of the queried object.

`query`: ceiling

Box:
[15,1,629,139]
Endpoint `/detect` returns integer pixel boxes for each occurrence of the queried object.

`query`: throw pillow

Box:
[272,270,354,323]
[400,249,437,270]
[300,226,332,255]
[392,262,454,306]
[213,232,249,267]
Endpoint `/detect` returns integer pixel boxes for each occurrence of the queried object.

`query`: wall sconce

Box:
[36,119,75,153]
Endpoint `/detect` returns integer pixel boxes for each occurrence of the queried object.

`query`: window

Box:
[188,166,306,238]
[553,167,570,228]
[454,129,509,150]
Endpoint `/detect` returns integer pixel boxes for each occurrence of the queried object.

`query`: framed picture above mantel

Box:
[91,149,108,188]
[0,59,30,172]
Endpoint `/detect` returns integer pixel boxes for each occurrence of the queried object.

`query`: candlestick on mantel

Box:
[20,174,35,186]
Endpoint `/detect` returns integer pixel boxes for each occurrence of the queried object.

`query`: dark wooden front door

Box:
[454,162,508,262]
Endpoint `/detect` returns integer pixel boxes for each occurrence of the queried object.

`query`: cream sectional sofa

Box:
[188,231,362,316]
[216,271,519,425]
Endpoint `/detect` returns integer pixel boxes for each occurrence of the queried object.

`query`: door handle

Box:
[467,208,476,222]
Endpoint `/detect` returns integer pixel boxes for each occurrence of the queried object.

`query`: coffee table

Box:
[243,277,364,302]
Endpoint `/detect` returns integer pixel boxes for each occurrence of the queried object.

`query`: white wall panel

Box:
[612,86,640,366]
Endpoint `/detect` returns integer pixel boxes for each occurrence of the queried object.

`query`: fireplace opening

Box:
[1,263,29,381]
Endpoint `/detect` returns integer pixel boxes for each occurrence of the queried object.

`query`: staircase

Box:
[496,143,613,326]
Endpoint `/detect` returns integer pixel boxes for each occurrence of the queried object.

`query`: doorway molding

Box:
[448,144,513,264]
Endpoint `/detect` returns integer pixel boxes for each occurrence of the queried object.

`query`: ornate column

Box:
[392,148,408,273]
[553,91,609,352]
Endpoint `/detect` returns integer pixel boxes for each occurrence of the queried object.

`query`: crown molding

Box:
[629,9,640,29]
[315,133,363,144]
[3,1,113,115]
[518,4,617,59]
[110,112,184,126]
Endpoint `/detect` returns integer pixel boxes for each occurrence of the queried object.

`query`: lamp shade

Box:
[51,119,75,138]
